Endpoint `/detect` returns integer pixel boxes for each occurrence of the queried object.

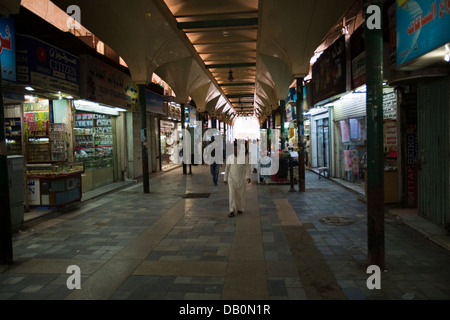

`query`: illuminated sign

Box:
[397,0,450,65]
[0,17,16,82]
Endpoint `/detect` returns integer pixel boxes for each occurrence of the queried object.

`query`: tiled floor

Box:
[1,165,450,302]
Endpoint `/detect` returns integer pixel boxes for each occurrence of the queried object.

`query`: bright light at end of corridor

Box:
[234,116,260,140]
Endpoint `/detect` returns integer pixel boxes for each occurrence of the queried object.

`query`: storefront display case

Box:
[74,112,114,192]
[26,162,85,207]
[5,117,23,155]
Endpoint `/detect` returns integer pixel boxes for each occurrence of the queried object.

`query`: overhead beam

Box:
[219,82,255,87]
[206,63,256,69]
[226,94,254,99]
[178,18,258,30]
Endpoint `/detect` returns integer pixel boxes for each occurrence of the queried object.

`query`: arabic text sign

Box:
[397,0,450,65]
[16,35,79,95]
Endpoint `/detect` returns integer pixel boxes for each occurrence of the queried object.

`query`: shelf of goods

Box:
[5,118,23,155]
[26,123,68,163]
[26,162,85,207]
[74,113,113,169]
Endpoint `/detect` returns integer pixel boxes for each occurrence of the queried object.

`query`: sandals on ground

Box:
[228,212,235,217]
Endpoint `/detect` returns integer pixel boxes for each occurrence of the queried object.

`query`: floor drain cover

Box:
[319,216,355,226]
[182,193,211,199]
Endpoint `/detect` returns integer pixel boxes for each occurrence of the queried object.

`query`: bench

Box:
[318,167,329,179]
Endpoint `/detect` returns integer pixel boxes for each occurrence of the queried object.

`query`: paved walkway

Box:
[1,165,450,302]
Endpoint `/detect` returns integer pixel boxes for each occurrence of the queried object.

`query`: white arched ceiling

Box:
[259,54,294,101]
[258,0,355,78]
[154,56,210,104]
[205,95,221,116]
[52,0,355,121]
[256,0,355,118]
[190,82,220,113]
[53,0,194,83]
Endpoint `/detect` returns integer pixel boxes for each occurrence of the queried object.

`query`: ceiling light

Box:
[25,86,35,91]
[445,53,450,62]
[228,68,234,82]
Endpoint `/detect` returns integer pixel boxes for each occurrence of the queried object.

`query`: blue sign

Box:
[397,0,450,65]
[16,34,79,95]
[0,17,16,82]
[145,89,165,115]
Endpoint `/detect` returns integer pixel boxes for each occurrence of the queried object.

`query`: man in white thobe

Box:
[224,141,252,217]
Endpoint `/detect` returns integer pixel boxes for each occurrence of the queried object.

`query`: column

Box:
[296,78,306,192]
[0,58,13,264]
[181,103,187,175]
[365,0,385,268]
[280,100,286,150]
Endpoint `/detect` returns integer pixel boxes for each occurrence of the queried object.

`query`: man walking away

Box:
[224,140,252,217]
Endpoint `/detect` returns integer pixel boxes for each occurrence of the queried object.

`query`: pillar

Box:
[280,100,286,150]
[365,0,385,268]
[296,78,306,192]
[0,58,14,264]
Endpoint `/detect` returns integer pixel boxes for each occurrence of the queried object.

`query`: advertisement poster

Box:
[396,0,450,65]
[0,17,16,82]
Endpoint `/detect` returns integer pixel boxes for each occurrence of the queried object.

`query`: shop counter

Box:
[27,162,84,208]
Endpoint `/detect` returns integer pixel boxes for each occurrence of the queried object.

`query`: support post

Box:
[139,84,149,193]
[280,100,286,150]
[296,78,306,192]
[0,57,14,265]
[365,0,385,268]
[181,103,187,174]
[289,156,295,192]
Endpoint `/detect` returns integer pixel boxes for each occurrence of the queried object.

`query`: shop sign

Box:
[0,17,16,82]
[27,178,40,206]
[80,54,138,110]
[16,35,79,96]
[145,89,166,115]
[285,103,296,122]
[311,36,346,105]
[384,121,398,149]
[161,120,175,128]
[396,0,450,65]
[383,91,397,119]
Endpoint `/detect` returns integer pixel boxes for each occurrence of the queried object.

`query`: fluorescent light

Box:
[445,53,450,62]
[66,96,73,100]
[73,99,121,116]
[25,86,35,91]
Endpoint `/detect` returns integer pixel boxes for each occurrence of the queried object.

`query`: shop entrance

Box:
[417,77,449,227]
[316,118,330,168]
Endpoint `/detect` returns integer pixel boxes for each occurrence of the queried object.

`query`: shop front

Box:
[7,33,85,211]
[160,119,181,171]
[78,54,138,192]
[308,107,329,169]
[72,100,125,192]
[393,0,450,227]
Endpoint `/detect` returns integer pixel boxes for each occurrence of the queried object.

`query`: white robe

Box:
[224,154,252,213]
